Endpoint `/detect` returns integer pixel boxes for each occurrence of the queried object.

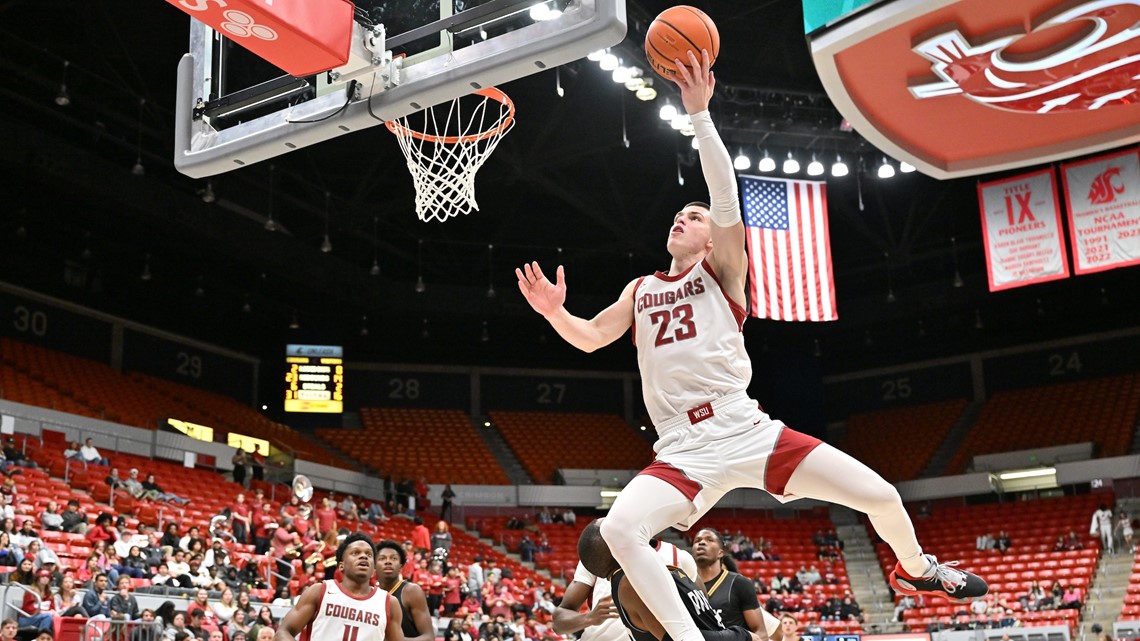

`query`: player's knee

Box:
[865,477,903,516]
[599,512,644,553]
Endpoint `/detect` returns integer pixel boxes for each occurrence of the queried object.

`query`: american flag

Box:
[741,175,837,322]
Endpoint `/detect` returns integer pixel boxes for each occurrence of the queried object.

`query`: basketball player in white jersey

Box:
[516,48,987,641]
[275,533,404,641]
[554,527,699,641]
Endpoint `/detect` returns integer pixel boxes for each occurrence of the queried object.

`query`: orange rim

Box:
[385,87,515,144]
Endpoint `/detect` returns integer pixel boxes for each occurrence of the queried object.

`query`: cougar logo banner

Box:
[1061,147,1140,274]
[977,168,1069,291]
[808,0,1140,178]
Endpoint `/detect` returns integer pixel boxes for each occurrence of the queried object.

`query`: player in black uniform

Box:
[691,528,773,637]
[578,521,769,641]
[376,539,435,641]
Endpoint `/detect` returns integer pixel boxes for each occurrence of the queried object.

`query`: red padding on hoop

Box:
[165,0,354,77]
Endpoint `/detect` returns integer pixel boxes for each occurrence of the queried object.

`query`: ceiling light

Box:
[599,490,622,498]
[998,467,1055,480]
[481,321,490,343]
[131,160,145,176]
[782,152,800,174]
[624,76,646,91]
[587,49,606,62]
[320,191,333,253]
[670,114,690,130]
[289,310,300,330]
[806,155,824,176]
[635,86,657,101]
[733,150,750,171]
[359,315,369,337]
[55,60,71,107]
[140,254,152,281]
[320,235,333,253]
[242,295,252,313]
[414,276,426,293]
[878,158,896,179]
[420,318,430,340]
[599,53,619,71]
[611,66,632,84]
[831,156,849,177]
[529,3,554,20]
[899,161,917,173]
[369,259,381,276]
[974,309,984,330]
[758,150,776,173]
[200,181,216,203]
[659,102,677,121]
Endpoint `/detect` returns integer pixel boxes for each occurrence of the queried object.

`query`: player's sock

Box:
[601,475,704,641]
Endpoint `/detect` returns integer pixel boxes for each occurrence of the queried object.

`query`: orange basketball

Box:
[644,5,720,79]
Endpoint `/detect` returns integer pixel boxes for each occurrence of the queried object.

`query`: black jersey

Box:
[610,567,727,641]
[703,568,760,629]
[387,578,421,639]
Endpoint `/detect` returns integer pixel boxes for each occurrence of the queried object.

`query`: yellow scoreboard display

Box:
[284,344,344,413]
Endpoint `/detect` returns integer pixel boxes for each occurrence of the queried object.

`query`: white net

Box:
[386,88,515,222]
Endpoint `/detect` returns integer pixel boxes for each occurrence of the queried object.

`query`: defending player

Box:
[515,48,986,641]
[577,521,773,641]
[555,528,698,641]
[275,534,404,641]
[375,540,435,641]
[690,529,774,638]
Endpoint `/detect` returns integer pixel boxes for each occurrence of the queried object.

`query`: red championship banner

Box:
[977,169,1070,292]
[1061,148,1140,275]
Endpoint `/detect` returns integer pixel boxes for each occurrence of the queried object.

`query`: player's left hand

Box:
[672,49,714,115]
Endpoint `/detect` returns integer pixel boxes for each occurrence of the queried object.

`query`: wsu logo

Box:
[910,0,1140,114]
[1088,166,1126,203]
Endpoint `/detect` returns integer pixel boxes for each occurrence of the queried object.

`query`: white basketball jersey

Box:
[301,580,390,641]
[633,259,751,426]
[572,541,696,641]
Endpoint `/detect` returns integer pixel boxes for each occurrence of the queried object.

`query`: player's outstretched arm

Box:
[672,50,747,305]
[273,583,324,641]
[516,262,635,352]
[553,580,619,635]
[398,582,434,641]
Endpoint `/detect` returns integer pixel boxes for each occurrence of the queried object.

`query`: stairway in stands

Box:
[474,420,532,485]
[833,505,898,632]
[920,400,984,477]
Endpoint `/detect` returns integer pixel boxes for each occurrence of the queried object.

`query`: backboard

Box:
[173,0,626,178]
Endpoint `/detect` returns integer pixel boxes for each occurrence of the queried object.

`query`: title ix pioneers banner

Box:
[1061,147,1140,275]
[977,169,1070,292]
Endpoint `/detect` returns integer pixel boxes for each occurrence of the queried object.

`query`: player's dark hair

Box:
[336,533,375,563]
[577,520,616,578]
[375,539,406,565]
[684,201,711,211]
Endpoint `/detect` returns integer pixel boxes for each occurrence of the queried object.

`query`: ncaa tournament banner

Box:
[977,168,1070,292]
[1061,147,1140,275]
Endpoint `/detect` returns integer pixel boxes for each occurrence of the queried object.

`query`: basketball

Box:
[644,5,720,79]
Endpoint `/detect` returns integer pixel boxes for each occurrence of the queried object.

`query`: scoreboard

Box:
[284,344,344,413]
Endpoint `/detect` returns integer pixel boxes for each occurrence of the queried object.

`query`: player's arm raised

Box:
[673,49,747,305]
[516,262,635,353]
[273,583,324,641]
[553,580,619,635]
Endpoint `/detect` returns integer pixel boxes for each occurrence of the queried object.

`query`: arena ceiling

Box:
[1,0,1138,377]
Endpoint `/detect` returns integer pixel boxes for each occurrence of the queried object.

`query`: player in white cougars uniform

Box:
[276,533,403,641]
[516,49,988,641]
[554,535,698,641]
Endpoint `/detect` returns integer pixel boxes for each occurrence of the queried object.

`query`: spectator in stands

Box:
[1118,512,1135,554]
[893,595,916,622]
[106,469,128,492]
[433,521,454,558]
[1052,535,1066,552]
[248,607,275,641]
[0,621,13,641]
[179,527,204,553]
[13,518,39,549]
[161,610,186,640]
[167,550,195,588]
[561,509,576,526]
[255,630,273,641]
[187,611,210,641]
[0,478,16,501]
[253,502,275,555]
[313,500,337,538]
[110,575,141,627]
[118,546,149,579]
[363,500,388,524]
[141,531,164,569]
[995,530,1011,554]
[517,534,536,563]
[210,588,237,624]
[64,442,83,461]
[770,572,789,592]
[976,532,994,551]
[54,574,87,617]
[1092,504,1115,554]
[35,549,62,585]
[444,617,474,641]
[1065,530,1084,550]
[270,523,301,591]
[1020,580,1048,611]
[1059,582,1082,609]
[441,485,457,523]
[230,494,251,544]
[485,558,502,584]
[1091,624,1111,641]
[411,517,431,555]
[160,524,182,555]
[39,501,63,533]
[227,610,251,641]
[123,469,146,498]
[82,573,113,618]
[0,533,18,568]
[9,555,35,584]
[142,474,190,506]
[997,609,1018,628]
[187,588,220,632]
[235,591,255,619]
[468,556,485,604]
[88,513,118,545]
[20,569,56,631]
[132,609,163,641]
[203,539,227,570]
[3,438,36,470]
[187,555,216,590]
[90,540,120,583]
[80,438,110,466]
[231,449,248,488]
[337,495,358,522]
[0,495,13,523]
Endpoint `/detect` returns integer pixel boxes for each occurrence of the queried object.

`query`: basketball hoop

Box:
[386,88,515,222]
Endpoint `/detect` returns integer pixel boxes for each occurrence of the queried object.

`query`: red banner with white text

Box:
[977,169,1070,292]
[1061,148,1140,275]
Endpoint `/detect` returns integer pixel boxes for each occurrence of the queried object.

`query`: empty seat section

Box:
[488,411,653,484]
[841,399,969,482]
